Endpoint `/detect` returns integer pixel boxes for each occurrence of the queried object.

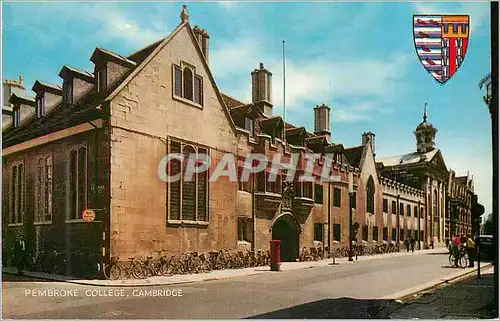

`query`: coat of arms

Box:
[413,15,470,84]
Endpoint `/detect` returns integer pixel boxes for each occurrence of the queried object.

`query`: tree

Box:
[482,213,494,235]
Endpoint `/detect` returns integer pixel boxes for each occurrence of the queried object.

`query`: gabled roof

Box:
[91,47,137,68]
[260,116,283,135]
[58,65,94,83]
[222,93,246,109]
[344,145,365,168]
[32,80,62,95]
[105,21,238,135]
[9,93,36,106]
[376,149,439,167]
[127,38,164,63]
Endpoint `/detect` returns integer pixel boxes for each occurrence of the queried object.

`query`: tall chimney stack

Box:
[251,62,273,116]
[193,25,210,63]
[314,103,331,141]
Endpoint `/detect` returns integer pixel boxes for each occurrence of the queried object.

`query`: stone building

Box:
[2,6,473,274]
[447,171,474,237]
[376,107,474,245]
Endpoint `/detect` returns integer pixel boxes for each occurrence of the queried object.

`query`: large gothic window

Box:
[366,176,375,214]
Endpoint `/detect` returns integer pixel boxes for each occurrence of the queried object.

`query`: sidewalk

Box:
[388,266,497,319]
[2,247,451,287]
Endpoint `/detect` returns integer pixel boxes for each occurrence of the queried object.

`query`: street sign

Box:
[82,209,96,222]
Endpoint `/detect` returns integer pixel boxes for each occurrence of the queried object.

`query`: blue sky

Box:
[2,1,492,213]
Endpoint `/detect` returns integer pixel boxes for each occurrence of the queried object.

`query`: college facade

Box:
[2,7,476,273]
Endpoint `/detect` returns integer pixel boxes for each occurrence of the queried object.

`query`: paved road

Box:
[1,251,484,319]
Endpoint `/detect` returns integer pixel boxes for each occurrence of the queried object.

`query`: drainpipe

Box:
[418,200,421,250]
[252,172,256,252]
[397,194,400,251]
[327,182,331,254]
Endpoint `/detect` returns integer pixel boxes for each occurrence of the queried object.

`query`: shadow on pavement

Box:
[426,252,449,255]
[391,273,497,319]
[2,273,56,283]
[247,298,405,319]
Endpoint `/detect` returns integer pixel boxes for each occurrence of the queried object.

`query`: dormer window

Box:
[63,80,73,105]
[13,108,20,127]
[173,63,203,106]
[36,94,45,117]
[245,117,254,136]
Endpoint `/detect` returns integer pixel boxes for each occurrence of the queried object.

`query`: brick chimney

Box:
[314,103,331,140]
[193,25,210,63]
[251,62,273,116]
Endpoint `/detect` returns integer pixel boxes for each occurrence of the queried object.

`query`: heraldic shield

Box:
[413,15,470,84]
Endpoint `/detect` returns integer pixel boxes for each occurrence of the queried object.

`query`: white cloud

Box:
[217,1,236,9]
[211,36,409,122]
[83,4,169,48]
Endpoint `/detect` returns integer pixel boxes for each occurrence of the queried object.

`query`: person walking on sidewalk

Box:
[404,237,410,252]
[410,236,416,252]
[13,235,26,275]
[466,235,476,267]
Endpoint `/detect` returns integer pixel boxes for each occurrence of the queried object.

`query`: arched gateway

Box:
[271,213,301,262]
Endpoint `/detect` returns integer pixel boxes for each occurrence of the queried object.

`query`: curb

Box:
[1,248,449,287]
[391,263,493,302]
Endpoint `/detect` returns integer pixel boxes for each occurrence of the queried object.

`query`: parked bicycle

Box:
[103,256,148,280]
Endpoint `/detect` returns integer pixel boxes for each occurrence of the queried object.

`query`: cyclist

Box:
[451,234,461,267]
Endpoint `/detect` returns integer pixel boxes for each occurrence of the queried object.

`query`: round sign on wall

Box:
[82,209,96,222]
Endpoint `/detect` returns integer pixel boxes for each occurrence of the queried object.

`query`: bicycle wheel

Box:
[149,261,162,276]
[104,263,121,280]
[458,256,468,268]
[449,254,455,266]
[132,263,148,279]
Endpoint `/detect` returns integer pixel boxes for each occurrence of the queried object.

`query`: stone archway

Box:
[271,213,301,262]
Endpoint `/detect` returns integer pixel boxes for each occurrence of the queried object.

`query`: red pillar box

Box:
[270,239,281,271]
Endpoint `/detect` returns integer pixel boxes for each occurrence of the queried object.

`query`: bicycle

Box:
[143,255,162,276]
[449,248,468,268]
[43,250,67,275]
[103,256,148,280]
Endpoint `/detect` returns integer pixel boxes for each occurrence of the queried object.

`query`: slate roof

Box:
[32,80,62,94]
[344,145,365,168]
[376,149,439,167]
[222,93,246,109]
[58,65,95,84]
[127,39,164,63]
[259,116,283,136]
